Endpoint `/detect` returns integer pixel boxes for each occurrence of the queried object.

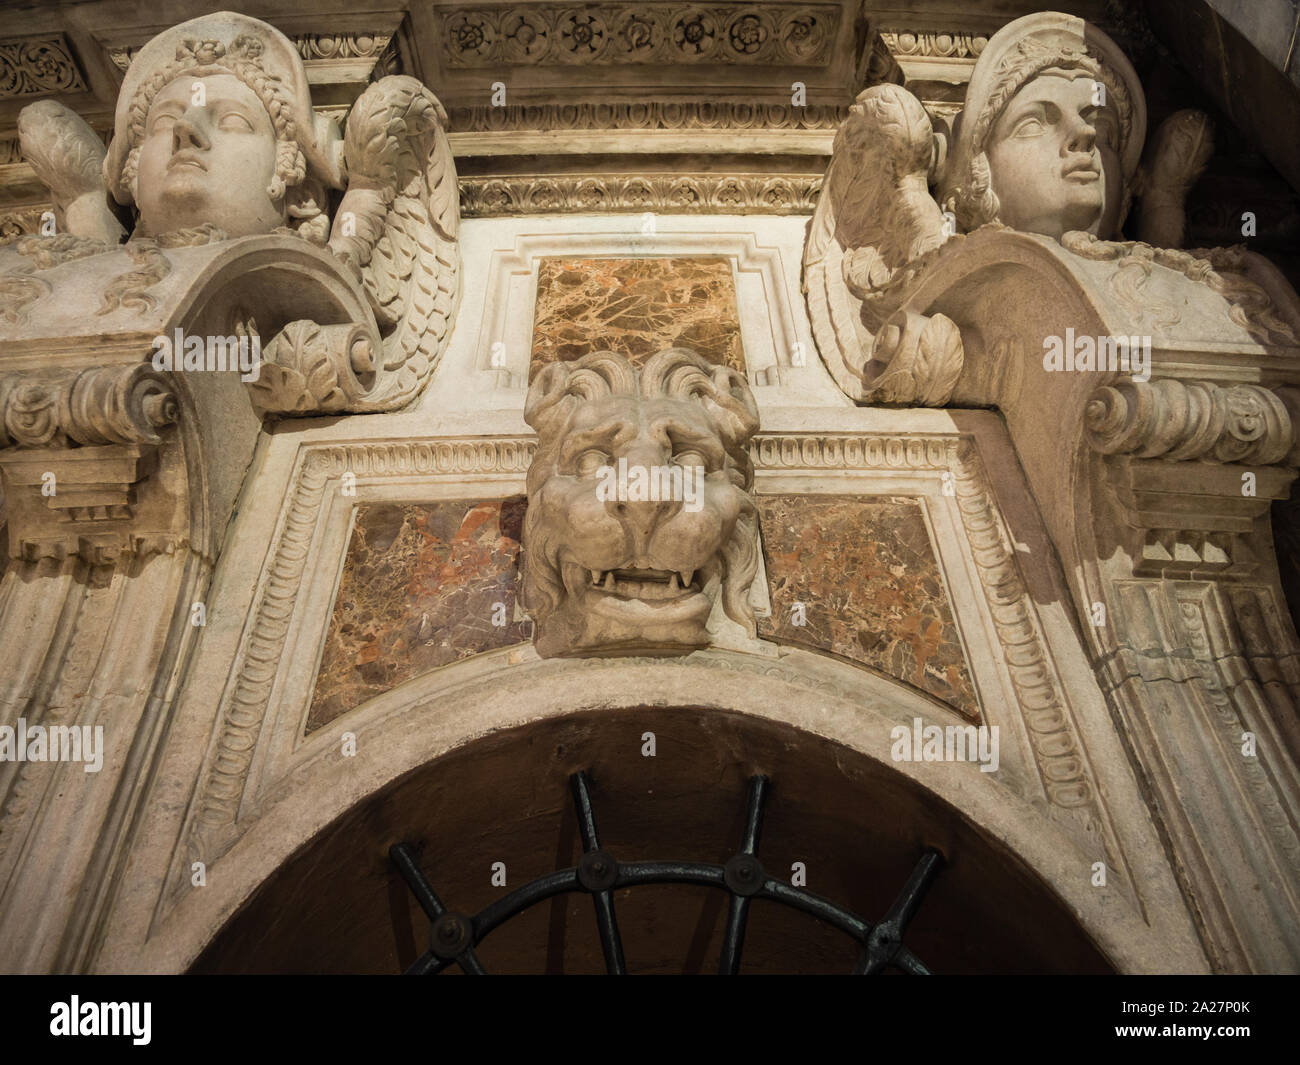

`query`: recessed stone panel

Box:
[529,256,745,380]
[307,498,530,732]
[756,494,979,719]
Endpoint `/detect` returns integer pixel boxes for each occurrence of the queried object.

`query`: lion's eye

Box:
[673,449,706,470]
[575,450,608,478]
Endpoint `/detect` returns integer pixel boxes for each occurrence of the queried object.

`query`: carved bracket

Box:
[247,320,380,415]
[0,363,182,561]
[1086,380,1298,577]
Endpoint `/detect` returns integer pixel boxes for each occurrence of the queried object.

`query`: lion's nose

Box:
[607,494,680,552]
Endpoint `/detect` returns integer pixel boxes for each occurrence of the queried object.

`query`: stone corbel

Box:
[0,363,181,562]
[247,320,382,415]
[1084,379,1297,577]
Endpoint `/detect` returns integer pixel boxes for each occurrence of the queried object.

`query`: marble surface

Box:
[529,257,745,379]
[756,494,979,719]
[307,498,530,732]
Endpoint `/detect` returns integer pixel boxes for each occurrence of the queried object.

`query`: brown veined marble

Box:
[306,498,530,733]
[756,495,980,720]
[529,257,745,380]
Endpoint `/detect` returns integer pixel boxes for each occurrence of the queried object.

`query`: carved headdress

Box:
[938,11,1146,230]
[103,12,344,210]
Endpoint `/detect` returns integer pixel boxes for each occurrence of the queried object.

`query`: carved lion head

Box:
[521,348,760,658]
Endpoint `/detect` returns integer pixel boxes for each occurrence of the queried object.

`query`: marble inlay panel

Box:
[756,495,979,719]
[529,257,745,380]
[307,499,530,733]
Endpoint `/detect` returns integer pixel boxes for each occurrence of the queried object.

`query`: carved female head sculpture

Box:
[103,12,344,240]
[939,12,1146,241]
[521,349,760,658]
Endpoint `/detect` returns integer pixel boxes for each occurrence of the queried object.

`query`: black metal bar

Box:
[718,775,769,975]
[403,951,442,976]
[738,775,769,854]
[473,869,582,940]
[570,771,601,851]
[389,843,446,922]
[569,771,627,975]
[391,778,944,975]
[760,878,871,942]
[854,848,944,974]
[390,842,490,975]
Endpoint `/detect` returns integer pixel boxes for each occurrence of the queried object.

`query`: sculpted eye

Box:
[218,112,255,133]
[673,449,706,470]
[575,450,608,478]
[1013,116,1046,138]
[149,114,178,135]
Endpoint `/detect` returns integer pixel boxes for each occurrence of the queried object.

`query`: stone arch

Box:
[115,648,1202,973]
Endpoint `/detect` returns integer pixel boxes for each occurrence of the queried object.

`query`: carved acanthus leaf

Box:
[249,321,380,415]
[323,75,459,412]
[862,310,964,407]
[803,82,948,400]
[1135,109,1214,250]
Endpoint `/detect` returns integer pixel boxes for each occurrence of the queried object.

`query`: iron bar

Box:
[718,775,769,975]
[569,771,627,975]
[854,848,944,974]
[389,842,489,975]
[391,772,943,974]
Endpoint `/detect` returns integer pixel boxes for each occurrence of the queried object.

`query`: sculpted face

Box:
[986,71,1123,239]
[135,74,282,236]
[522,351,759,658]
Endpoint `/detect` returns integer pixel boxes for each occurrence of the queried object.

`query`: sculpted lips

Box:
[1063,157,1099,183]
[167,149,207,173]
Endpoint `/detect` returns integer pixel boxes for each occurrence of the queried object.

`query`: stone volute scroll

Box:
[520,348,761,658]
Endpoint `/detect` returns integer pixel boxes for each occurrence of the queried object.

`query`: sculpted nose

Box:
[1064,115,1097,155]
[608,494,680,552]
[172,111,210,153]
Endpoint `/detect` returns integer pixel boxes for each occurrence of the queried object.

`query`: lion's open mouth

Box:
[588,568,700,601]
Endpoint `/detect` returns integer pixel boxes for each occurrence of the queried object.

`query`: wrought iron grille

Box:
[391,771,943,974]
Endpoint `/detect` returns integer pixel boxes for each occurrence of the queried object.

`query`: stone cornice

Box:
[459,173,822,216]
[434,4,840,68]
